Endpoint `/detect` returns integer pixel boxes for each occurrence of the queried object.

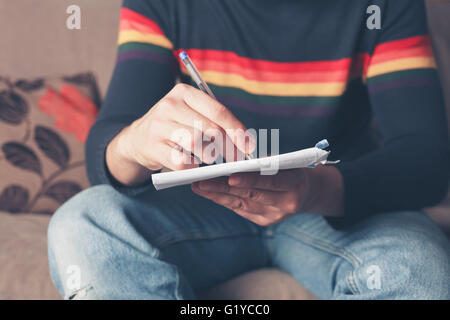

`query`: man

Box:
[48,0,450,299]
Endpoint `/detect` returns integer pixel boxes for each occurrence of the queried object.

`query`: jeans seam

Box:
[174,266,182,300]
[261,225,276,266]
[347,271,361,295]
[153,229,261,249]
[279,224,365,296]
[279,224,363,268]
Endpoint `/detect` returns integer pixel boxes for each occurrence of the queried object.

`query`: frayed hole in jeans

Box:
[67,285,93,300]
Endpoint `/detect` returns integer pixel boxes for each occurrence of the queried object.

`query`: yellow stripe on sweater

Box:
[118,30,173,49]
[185,70,347,97]
[367,57,436,79]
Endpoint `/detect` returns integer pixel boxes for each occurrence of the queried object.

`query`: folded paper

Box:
[152,139,337,190]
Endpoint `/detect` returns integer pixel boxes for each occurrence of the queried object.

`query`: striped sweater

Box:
[87,0,450,222]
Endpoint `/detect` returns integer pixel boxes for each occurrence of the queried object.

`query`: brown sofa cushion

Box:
[0,73,99,214]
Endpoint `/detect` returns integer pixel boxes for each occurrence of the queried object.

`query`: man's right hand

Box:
[106,83,255,187]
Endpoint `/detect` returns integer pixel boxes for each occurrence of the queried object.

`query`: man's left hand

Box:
[191,166,344,226]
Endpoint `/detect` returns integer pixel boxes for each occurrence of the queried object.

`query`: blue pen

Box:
[179,51,216,99]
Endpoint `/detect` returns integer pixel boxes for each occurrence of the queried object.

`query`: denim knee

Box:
[349,212,450,299]
[48,185,126,249]
[47,185,130,296]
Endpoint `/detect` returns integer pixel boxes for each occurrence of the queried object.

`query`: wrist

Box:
[114,125,137,165]
[106,125,153,186]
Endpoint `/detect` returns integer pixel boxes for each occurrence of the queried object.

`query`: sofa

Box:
[0,0,449,300]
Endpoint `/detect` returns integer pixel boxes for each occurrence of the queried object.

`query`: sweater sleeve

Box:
[85,0,178,195]
[335,0,450,219]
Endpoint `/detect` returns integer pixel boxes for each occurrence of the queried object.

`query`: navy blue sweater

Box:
[86,0,450,223]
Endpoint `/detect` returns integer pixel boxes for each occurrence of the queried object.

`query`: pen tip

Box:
[179,51,188,60]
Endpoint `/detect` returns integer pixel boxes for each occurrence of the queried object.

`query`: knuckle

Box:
[141,154,161,171]
[146,119,160,136]
[247,189,260,201]
[173,83,190,94]
[206,123,222,136]
[223,196,236,207]
[285,197,300,213]
[170,151,192,170]
[159,97,178,113]
[172,161,186,171]
[255,218,272,227]
[213,104,229,121]
[235,199,247,210]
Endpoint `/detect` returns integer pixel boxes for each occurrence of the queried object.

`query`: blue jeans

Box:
[47,185,450,299]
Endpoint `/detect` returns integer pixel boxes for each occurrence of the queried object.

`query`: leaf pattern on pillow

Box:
[14,78,45,92]
[0,72,99,215]
[34,125,70,168]
[63,73,95,86]
[0,185,29,213]
[0,89,29,125]
[44,181,82,204]
[2,142,42,175]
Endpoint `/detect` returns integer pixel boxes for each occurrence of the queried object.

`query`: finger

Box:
[160,99,240,163]
[228,170,302,191]
[194,179,295,209]
[150,142,199,171]
[191,185,283,216]
[153,120,218,164]
[169,84,256,154]
[234,209,287,226]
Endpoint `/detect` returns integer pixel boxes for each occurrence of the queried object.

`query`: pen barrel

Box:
[181,54,216,99]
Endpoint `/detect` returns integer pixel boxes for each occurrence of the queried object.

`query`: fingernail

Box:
[229,176,241,186]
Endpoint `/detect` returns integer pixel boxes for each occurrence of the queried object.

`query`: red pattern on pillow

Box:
[38,84,98,143]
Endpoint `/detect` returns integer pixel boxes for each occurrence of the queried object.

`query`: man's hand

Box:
[192,165,345,226]
[106,83,255,186]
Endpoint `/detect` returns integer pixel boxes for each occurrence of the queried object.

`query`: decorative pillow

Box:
[0,73,100,214]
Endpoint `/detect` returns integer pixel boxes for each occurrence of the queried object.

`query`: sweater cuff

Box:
[86,119,155,197]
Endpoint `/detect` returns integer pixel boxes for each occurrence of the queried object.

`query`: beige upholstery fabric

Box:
[198,269,317,300]
[0,211,60,299]
[0,0,122,96]
[0,0,449,300]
